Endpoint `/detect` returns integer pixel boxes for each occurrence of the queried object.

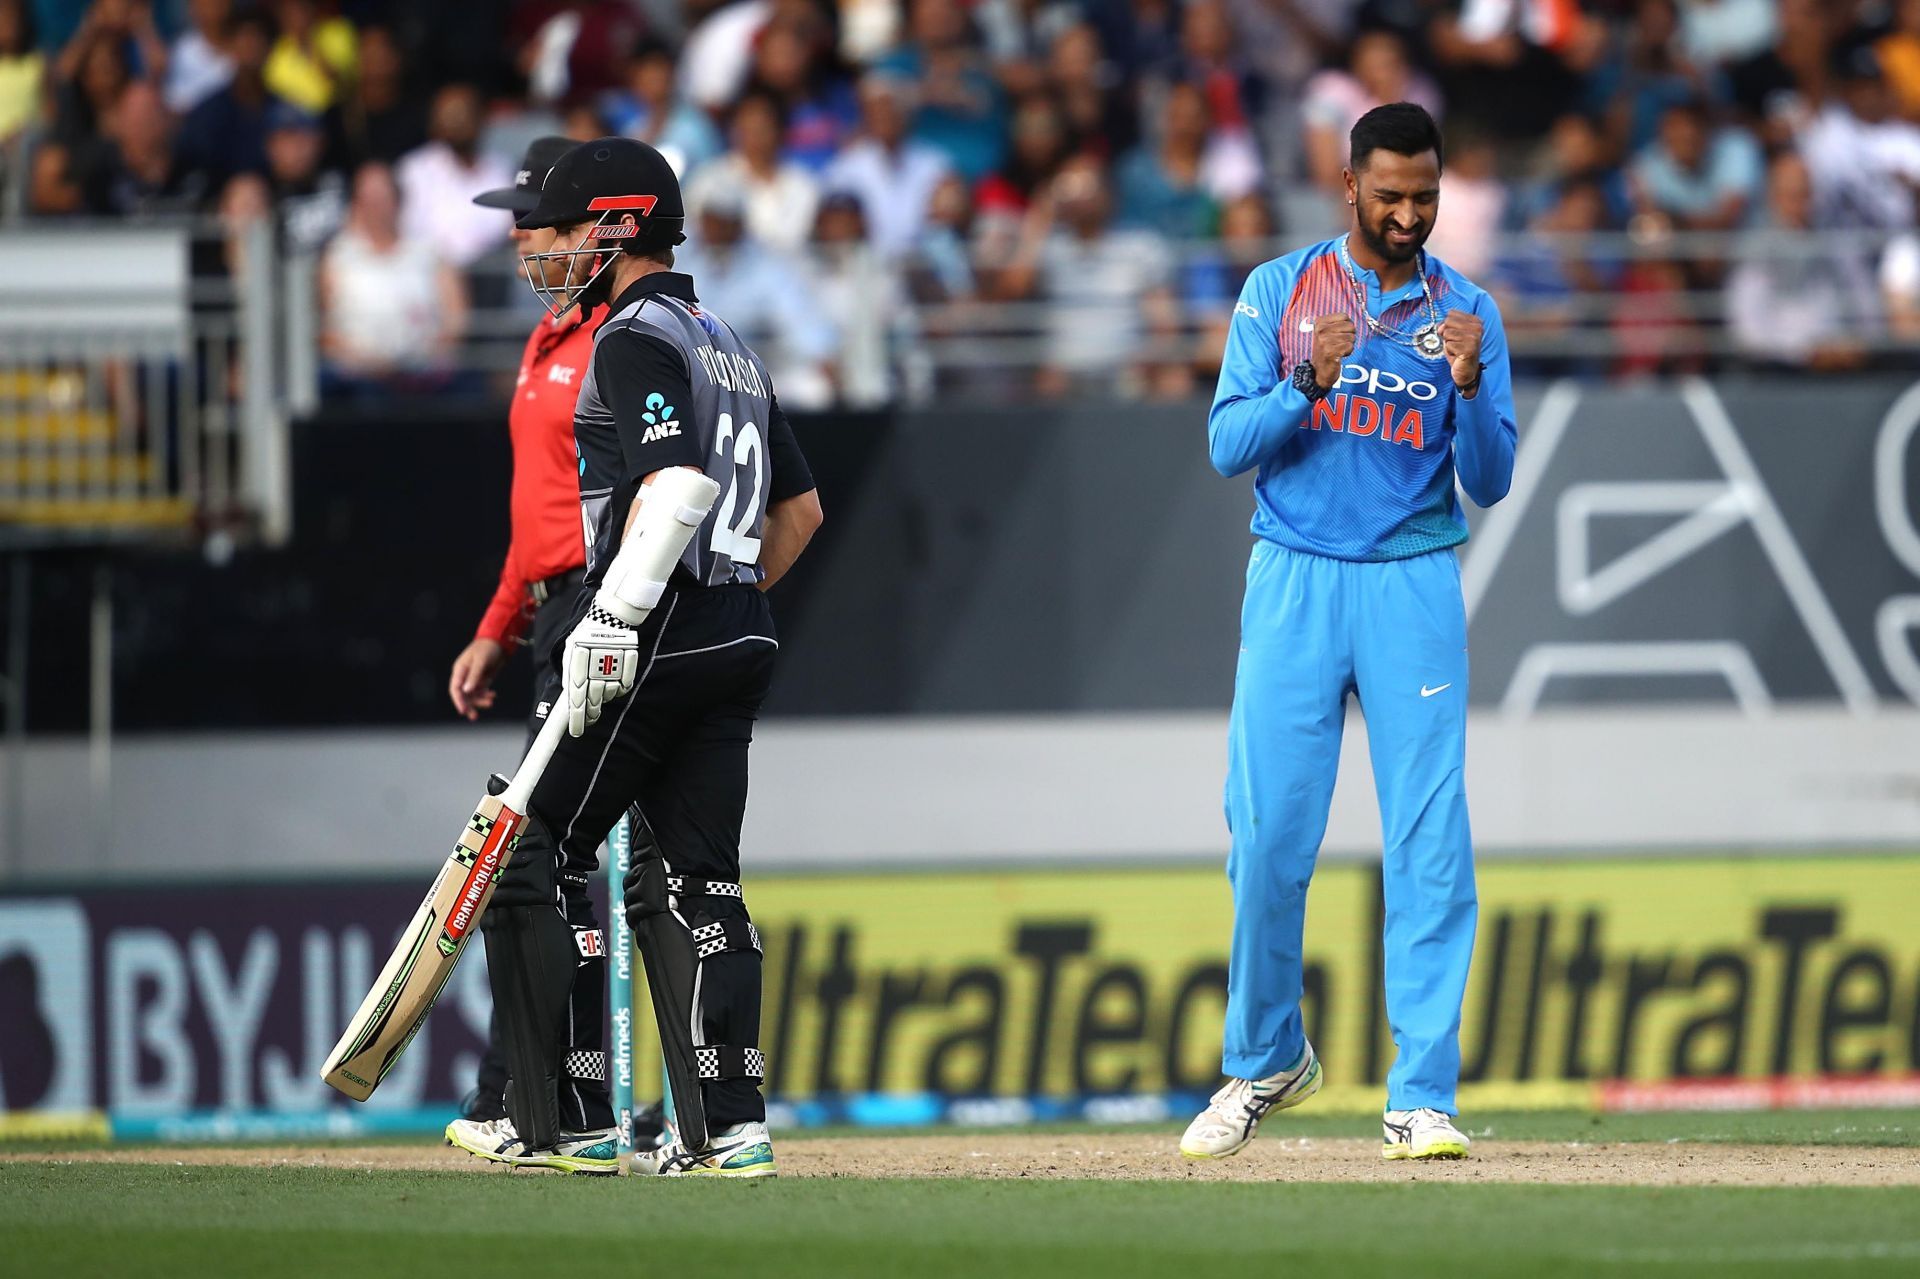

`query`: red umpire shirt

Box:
[473,306,599,648]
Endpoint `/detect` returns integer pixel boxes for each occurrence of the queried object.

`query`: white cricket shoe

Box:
[1382,1107,1472,1160]
[1179,1042,1323,1159]
[632,1120,777,1179]
[444,1115,621,1175]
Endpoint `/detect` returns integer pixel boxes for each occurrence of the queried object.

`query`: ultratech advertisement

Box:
[693,856,1920,1111]
[2,854,1917,1135]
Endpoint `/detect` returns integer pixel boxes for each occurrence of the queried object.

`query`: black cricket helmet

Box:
[518,137,687,317]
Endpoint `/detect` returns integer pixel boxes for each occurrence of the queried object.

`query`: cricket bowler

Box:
[1181,103,1516,1162]
[443,136,822,1177]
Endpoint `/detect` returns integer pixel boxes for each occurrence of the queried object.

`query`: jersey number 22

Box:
[711,412,764,565]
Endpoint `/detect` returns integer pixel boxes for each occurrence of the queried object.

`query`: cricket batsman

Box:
[447,136,667,1149]
[444,137,822,1176]
[1180,103,1516,1163]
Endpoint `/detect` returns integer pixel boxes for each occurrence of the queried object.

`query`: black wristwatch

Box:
[1290,360,1329,402]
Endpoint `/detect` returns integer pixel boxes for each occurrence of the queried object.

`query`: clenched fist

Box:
[1440,310,1485,395]
[1310,314,1355,389]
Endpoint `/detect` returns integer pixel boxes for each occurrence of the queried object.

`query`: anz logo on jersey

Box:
[1308,362,1442,450]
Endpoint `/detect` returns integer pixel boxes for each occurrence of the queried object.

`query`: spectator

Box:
[561,101,607,140]
[53,0,168,91]
[265,102,344,253]
[1725,150,1873,371]
[263,0,355,115]
[906,169,978,304]
[1798,44,1920,231]
[510,0,643,108]
[1628,99,1762,232]
[52,20,132,148]
[974,0,1083,100]
[1301,30,1442,197]
[1215,0,1349,115]
[1883,0,1920,123]
[1679,0,1777,69]
[877,0,1005,180]
[1159,0,1260,147]
[1115,78,1259,240]
[1881,230,1920,341]
[395,82,513,268]
[675,190,837,407]
[599,38,722,175]
[684,90,819,252]
[177,8,281,189]
[165,0,234,115]
[1728,0,1831,144]
[1048,22,1133,157]
[809,189,906,407]
[1586,0,1703,157]
[824,71,951,258]
[76,79,205,217]
[1514,112,1632,228]
[1424,129,1505,280]
[1428,0,1593,143]
[1496,176,1621,374]
[1000,154,1174,397]
[1188,190,1275,376]
[322,24,427,170]
[679,0,772,112]
[319,161,467,394]
[748,15,858,171]
[972,92,1070,269]
[0,0,42,147]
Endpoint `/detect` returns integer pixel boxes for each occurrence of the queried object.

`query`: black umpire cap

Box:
[472,136,576,213]
[516,136,687,249]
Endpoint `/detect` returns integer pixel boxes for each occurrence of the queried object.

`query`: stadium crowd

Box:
[1,0,1917,402]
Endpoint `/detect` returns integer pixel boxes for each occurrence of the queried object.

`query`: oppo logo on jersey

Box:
[1308,361,1437,450]
[1336,363,1441,401]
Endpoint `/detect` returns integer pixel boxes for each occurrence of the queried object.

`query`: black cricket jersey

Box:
[573,272,814,593]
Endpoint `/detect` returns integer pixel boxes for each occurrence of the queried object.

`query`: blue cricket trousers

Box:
[1221,539,1477,1113]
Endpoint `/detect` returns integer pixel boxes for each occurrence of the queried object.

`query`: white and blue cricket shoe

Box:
[445,1116,621,1175]
[1179,1041,1324,1159]
[632,1121,777,1178]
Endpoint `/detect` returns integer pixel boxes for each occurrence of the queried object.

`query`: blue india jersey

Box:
[1208,235,1518,561]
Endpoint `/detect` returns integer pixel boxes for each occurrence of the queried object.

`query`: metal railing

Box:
[423,226,1916,404]
[0,218,307,550]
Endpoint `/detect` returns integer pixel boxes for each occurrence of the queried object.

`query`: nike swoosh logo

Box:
[1420,683,1451,698]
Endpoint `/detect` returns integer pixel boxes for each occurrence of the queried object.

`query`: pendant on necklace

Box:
[1413,323,1445,359]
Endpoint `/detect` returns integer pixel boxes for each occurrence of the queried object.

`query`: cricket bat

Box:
[322,709,568,1101]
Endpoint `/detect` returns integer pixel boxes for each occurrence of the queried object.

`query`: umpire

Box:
[449,136,641,1133]
[445,137,822,1178]
[449,135,593,735]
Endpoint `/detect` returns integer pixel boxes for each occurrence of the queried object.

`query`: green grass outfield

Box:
[3,1110,1917,1279]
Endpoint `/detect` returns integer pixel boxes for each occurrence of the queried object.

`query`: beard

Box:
[1355,213,1429,264]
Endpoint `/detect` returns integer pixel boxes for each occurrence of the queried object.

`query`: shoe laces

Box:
[1209,1077,1263,1117]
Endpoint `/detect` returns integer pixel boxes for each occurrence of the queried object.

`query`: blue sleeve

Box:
[1207,259,1311,478]
[1451,292,1517,508]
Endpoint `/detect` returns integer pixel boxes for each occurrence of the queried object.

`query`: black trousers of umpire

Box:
[469,570,583,1118]
[503,580,777,1131]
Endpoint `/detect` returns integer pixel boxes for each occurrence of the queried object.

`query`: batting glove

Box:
[563,602,641,736]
